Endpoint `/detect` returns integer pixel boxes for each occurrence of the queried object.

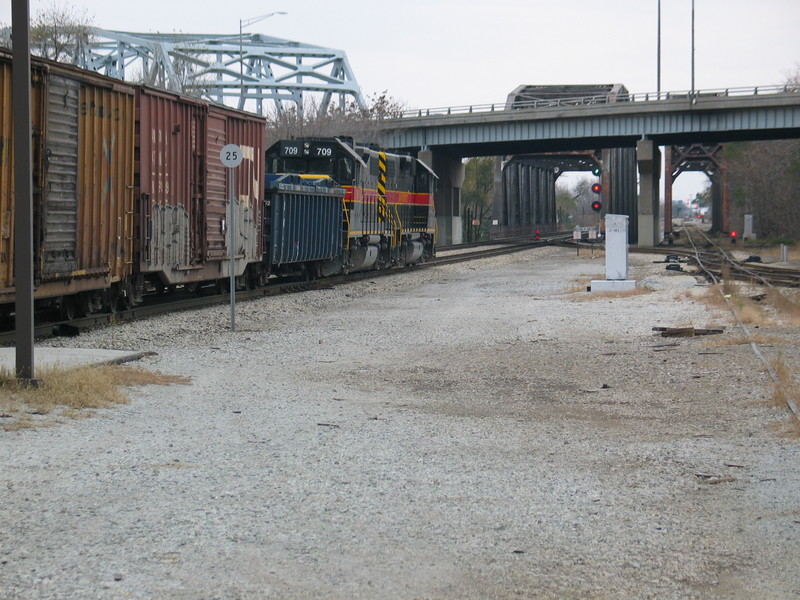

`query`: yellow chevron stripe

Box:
[377,152,389,222]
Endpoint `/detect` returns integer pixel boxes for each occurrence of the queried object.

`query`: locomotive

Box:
[264,138,437,279]
[0,49,436,324]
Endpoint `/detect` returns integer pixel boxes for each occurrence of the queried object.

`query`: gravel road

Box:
[2,246,799,599]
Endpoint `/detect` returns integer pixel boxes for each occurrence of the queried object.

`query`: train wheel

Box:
[59,295,78,321]
[77,292,92,317]
[119,290,134,311]
[299,264,314,282]
[0,307,14,331]
[245,267,258,290]
[103,286,120,314]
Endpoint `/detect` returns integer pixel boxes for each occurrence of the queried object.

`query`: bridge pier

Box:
[636,139,661,247]
[419,151,465,246]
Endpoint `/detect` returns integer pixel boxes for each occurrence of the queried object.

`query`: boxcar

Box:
[0,49,136,319]
[134,87,266,293]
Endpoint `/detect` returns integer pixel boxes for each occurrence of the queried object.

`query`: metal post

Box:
[238,12,287,111]
[229,168,236,332]
[691,0,696,98]
[657,0,661,98]
[12,0,35,381]
[239,20,243,109]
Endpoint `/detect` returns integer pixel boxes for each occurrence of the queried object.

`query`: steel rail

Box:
[684,227,800,421]
[0,237,567,346]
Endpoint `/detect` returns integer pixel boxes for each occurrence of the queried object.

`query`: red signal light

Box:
[730,231,737,237]
[591,183,602,193]
[535,230,541,239]
[591,200,602,212]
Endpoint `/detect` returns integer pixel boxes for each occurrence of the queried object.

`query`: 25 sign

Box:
[220,144,243,168]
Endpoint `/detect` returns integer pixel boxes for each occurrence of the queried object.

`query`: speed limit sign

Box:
[220,144,243,168]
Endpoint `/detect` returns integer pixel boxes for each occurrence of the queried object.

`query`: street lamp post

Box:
[657,0,661,98]
[239,11,287,107]
[691,0,696,98]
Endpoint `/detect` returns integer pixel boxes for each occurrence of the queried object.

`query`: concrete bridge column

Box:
[419,150,465,246]
[636,139,661,247]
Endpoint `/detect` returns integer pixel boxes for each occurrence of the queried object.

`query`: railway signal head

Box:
[535,229,541,239]
[591,200,602,212]
[730,231,737,244]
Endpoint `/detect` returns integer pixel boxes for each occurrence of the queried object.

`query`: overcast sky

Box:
[3,0,799,199]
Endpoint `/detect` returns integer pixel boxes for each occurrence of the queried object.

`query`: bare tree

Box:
[555,181,578,228]
[265,91,407,148]
[722,67,800,240]
[28,1,94,62]
[461,157,494,241]
[569,178,602,228]
[726,139,800,239]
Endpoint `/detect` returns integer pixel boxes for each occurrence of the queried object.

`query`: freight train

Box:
[0,49,436,323]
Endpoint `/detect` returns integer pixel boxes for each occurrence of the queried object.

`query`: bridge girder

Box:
[24,28,367,116]
[665,144,729,234]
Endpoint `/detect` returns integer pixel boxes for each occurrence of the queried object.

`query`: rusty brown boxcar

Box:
[0,50,136,319]
[134,87,266,292]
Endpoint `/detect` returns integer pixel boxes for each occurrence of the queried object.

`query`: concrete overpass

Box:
[381,86,800,245]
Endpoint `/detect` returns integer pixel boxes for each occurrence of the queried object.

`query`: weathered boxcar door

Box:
[190,111,205,265]
[136,88,204,278]
[0,60,46,294]
[204,113,227,260]
[77,82,136,282]
[41,75,79,277]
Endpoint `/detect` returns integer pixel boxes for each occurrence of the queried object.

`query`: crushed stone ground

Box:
[2,246,799,599]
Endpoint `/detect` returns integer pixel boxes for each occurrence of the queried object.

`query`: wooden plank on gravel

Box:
[652,326,725,337]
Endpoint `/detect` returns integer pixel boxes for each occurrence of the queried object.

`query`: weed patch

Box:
[767,356,800,437]
[0,365,190,431]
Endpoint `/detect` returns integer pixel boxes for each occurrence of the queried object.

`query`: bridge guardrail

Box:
[398,84,800,119]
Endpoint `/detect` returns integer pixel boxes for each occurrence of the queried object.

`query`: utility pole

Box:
[12,0,35,381]
[239,11,286,109]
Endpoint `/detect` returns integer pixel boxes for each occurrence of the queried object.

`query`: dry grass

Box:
[747,245,799,263]
[0,364,190,431]
[767,356,800,437]
[694,262,800,326]
[692,284,731,312]
[763,289,800,325]
[575,286,652,301]
[691,281,791,327]
[703,334,791,348]
[735,301,773,326]
[721,286,800,327]
[564,273,652,298]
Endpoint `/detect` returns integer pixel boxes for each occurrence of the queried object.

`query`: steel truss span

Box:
[5,27,367,117]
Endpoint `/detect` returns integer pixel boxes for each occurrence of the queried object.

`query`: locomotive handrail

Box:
[397,84,800,119]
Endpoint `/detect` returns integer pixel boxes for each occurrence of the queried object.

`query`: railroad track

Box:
[677,225,800,421]
[679,226,800,287]
[0,235,568,345]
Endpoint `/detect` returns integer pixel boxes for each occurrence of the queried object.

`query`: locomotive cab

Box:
[266,139,356,185]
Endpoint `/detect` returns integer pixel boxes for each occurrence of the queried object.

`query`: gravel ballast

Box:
[2,246,799,599]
